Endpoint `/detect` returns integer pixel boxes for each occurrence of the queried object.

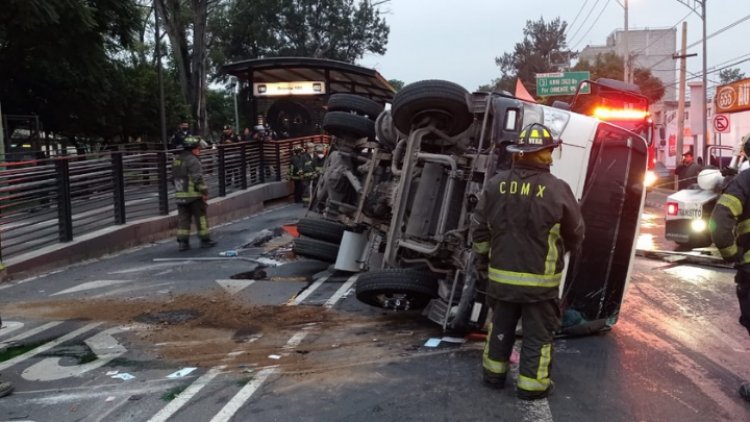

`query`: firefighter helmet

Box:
[507,123,561,153]
[182,136,201,150]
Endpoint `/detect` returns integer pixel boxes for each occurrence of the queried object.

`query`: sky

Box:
[359,0,750,93]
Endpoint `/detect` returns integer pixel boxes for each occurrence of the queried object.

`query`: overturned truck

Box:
[294,80,648,336]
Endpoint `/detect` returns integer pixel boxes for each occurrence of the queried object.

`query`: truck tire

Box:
[296,217,346,243]
[322,111,376,141]
[356,269,438,311]
[327,94,384,120]
[292,237,339,262]
[391,80,472,137]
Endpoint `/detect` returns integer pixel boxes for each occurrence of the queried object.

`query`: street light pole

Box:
[674,0,708,159]
[624,0,629,83]
[701,0,708,160]
[154,1,168,150]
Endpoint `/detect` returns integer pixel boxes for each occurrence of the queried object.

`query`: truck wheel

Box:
[293,237,339,262]
[391,80,472,136]
[296,217,346,243]
[323,111,376,141]
[327,94,384,120]
[356,269,438,311]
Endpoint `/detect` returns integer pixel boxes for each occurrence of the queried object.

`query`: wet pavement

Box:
[0,199,749,421]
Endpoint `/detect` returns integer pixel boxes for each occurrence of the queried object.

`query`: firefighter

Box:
[709,136,750,403]
[172,136,217,251]
[470,123,585,400]
[289,145,306,203]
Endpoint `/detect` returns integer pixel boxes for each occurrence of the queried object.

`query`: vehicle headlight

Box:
[691,219,707,232]
[644,170,657,187]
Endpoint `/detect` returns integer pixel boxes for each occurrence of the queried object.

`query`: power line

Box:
[629,10,693,58]
[565,0,590,38]
[643,13,750,72]
[570,0,611,50]
[567,0,602,46]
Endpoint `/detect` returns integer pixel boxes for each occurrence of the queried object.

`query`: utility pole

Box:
[675,22,689,188]
[701,1,708,161]
[623,0,629,83]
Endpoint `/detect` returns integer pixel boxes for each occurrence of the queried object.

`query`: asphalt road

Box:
[0,201,748,421]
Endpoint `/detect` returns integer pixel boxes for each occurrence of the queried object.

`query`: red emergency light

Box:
[666,202,679,216]
[593,106,650,121]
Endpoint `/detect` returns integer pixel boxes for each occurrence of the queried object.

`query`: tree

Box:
[572,52,665,103]
[388,79,404,92]
[155,0,221,136]
[0,0,140,139]
[217,0,389,64]
[719,68,746,85]
[490,17,574,96]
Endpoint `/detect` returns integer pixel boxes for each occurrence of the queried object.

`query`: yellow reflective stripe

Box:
[176,229,190,236]
[741,249,750,265]
[719,244,738,260]
[545,224,561,275]
[199,216,209,236]
[738,219,750,236]
[473,241,490,254]
[483,324,508,374]
[537,343,552,381]
[717,194,743,217]
[517,374,550,392]
[488,267,561,288]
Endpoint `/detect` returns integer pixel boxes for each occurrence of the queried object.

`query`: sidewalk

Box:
[1,181,292,282]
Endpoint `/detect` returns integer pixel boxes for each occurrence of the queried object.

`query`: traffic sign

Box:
[713,114,731,134]
[535,71,590,96]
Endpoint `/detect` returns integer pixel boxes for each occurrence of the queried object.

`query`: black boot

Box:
[178,240,190,251]
[200,239,217,248]
[517,381,555,401]
[482,369,506,389]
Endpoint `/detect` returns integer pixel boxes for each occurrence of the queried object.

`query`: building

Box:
[580,28,677,101]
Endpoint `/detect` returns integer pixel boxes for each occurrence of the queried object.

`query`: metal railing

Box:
[0,135,329,262]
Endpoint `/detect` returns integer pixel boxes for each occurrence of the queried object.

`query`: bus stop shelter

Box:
[221,57,395,138]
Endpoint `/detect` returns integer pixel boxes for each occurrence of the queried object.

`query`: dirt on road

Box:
[7,291,450,377]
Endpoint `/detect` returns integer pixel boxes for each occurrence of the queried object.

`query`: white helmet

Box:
[697,168,723,191]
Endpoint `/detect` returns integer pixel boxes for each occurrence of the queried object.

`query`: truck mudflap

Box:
[560,123,647,336]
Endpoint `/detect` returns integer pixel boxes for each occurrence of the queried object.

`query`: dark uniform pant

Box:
[735,269,750,336]
[484,298,560,393]
[176,199,210,242]
[293,179,308,203]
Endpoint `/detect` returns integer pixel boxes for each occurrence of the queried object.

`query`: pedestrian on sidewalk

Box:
[470,123,585,400]
[172,136,217,251]
[709,139,750,402]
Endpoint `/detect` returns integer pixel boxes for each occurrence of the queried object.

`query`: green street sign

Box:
[535,71,590,96]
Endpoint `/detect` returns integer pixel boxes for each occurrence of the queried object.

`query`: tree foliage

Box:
[719,67,746,85]
[0,0,140,139]
[572,52,665,103]
[489,17,574,95]
[217,0,389,64]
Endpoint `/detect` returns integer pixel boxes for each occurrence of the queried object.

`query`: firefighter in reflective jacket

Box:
[470,123,585,400]
[289,144,315,203]
[173,136,217,251]
[709,137,750,402]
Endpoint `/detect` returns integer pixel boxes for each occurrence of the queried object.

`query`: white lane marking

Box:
[209,367,277,422]
[216,279,256,295]
[0,321,63,348]
[89,282,174,299]
[51,280,131,296]
[107,262,181,274]
[22,327,127,381]
[288,274,330,306]
[0,322,101,371]
[323,274,358,309]
[147,367,225,422]
[0,321,24,338]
